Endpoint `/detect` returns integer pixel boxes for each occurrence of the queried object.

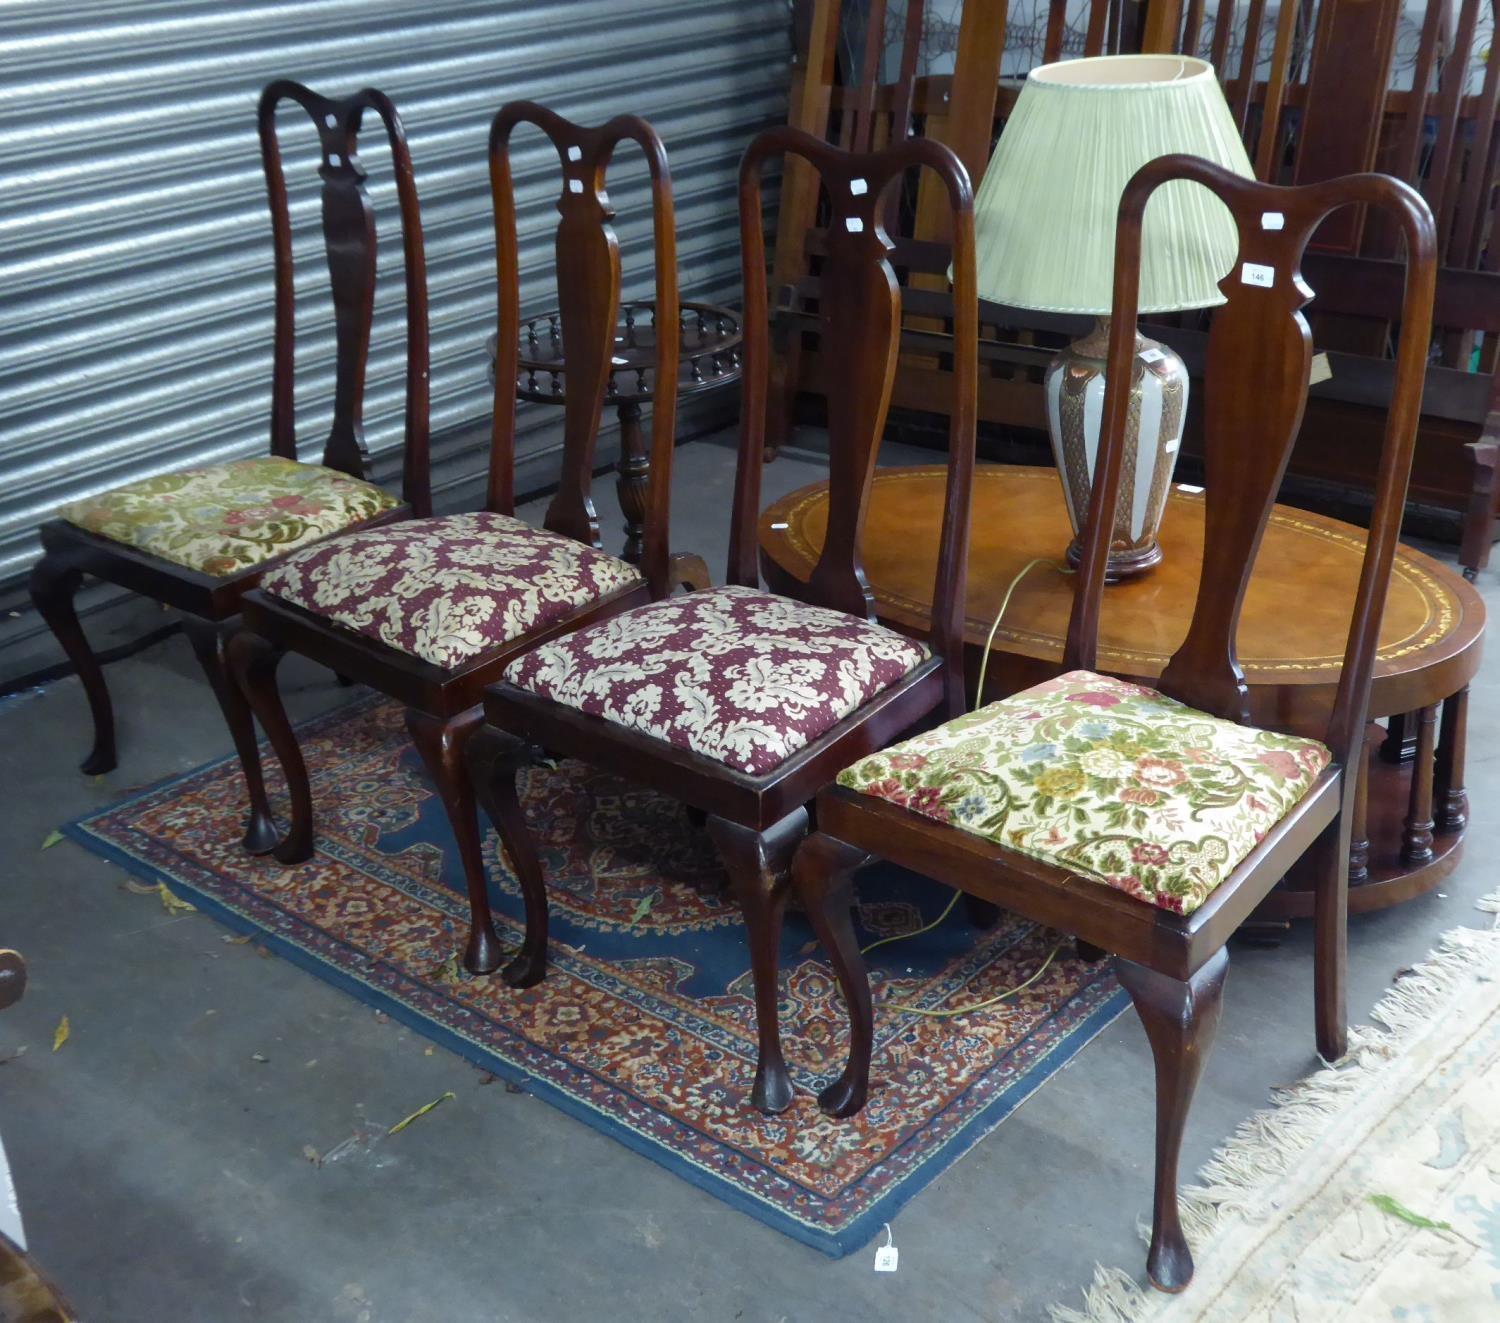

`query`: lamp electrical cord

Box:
[856,555,1075,1019]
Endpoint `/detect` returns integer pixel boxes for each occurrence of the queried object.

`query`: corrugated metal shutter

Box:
[0,0,790,603]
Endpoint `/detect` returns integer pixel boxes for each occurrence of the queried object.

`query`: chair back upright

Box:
[257,81,431,516]
[732,127,979,717]
[488,103,679,599]
[1064,157,1437,774]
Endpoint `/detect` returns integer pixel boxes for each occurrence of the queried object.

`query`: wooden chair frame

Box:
[794,157,1437,1291]
[229,102,689,978]
[28,79,430,850]
[468,126,978,1113]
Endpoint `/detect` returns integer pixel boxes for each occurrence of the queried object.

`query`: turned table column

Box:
[1348,723,1383,885]
[613,400,650,565]
[1400,704,1440,866]
[490,299,742,565]
[1435,685,1470,834]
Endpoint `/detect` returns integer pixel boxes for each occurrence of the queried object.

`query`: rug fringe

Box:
[1050,1267,1150,1323]
[1048,886,1500,1323]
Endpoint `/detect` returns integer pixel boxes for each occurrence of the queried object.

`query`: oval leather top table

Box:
[760,464,1487,918]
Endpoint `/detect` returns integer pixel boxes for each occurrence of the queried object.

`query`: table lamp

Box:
[973,54,1253,578]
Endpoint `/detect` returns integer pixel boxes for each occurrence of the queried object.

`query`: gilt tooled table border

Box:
[765,467,1475,682]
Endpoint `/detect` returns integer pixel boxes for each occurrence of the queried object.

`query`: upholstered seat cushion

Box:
[837,669,1331,916]
[58,456,399,577]
[504,584,930,776]
[260,512,643,670]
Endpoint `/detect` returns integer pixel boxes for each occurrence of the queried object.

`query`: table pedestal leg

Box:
[1380,710,1416,764]
[1348,723,1379,884]
[615,399,648,566]
[1435,685,1470,834]
[1400,703,1439,866]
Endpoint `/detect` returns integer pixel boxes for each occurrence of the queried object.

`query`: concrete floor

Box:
[1,434,1495,1322]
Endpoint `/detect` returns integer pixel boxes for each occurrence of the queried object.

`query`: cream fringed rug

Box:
[1054,892,1500,1323]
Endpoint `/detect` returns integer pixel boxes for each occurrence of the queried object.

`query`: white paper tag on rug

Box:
[874,1245,898,1272]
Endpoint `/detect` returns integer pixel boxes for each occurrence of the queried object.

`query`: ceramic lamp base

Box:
[1063,529,1163,582]
[1044,317,1188,581]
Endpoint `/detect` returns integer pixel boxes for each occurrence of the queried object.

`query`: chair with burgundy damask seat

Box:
[792,158,1437,1291]
[28,80,430,852]
[465,126,979,1113]
[229,102,699,979]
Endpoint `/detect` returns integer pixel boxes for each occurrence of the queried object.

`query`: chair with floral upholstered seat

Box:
[466,126,979,1113]
[28,80,430,851]
[229,102,702,979]
[792,158,1436,1292]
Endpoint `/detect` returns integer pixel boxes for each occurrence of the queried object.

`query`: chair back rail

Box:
[1064,156,1436,770]
[732,126,977,714]
[1388,0,1445,197]
[1448,13,1500,271]
[256,81,431,515]
[488,102,679,598]
[1425,0,1483,248]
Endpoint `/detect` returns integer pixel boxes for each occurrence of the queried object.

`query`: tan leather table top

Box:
[759,465,1485,719]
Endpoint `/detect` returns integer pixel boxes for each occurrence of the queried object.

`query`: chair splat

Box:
[257,81,430,515]
[1068,156,1437,762]
[1162,196,1321,723]
[732,128,977,709]
[488,103,679,598]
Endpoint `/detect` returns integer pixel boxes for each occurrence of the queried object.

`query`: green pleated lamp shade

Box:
[974,54,1254,315]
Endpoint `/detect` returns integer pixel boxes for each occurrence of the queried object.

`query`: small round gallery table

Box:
[489,299,741,566]
[759,464,1486,919]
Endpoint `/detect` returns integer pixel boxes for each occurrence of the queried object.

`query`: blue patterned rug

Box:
[66,695,1127,1256]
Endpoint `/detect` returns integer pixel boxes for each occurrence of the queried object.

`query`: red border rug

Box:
[66,696,1126,1255]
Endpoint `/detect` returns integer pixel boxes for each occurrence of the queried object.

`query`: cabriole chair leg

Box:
[182,616,278,854]
[794,831,875,1118]
[407,707,508,979]
[466,725,546,984]
[1310,815,1351,1062]
[29,551,115,775]
[1116,949,1229,1293]
[227,631,311,865]
[707,808,808,1115]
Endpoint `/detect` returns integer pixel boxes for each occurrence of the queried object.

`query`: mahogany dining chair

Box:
[793,157,1437,1290]
[465,126,980,1113]
[29,80,430,851]
[229,103,697,978]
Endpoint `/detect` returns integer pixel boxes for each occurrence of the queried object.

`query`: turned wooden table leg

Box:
[1434,686,1469,835]
[1380,710,1415,764]
[614,399,648,566]
[1400,702,1439,866]
[1347,723,1379,885]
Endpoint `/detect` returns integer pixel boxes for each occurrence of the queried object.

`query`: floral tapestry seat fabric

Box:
[259,512,644,671]
[504,583,931,777]
[58,456,400,578]
[837,670,1332,916]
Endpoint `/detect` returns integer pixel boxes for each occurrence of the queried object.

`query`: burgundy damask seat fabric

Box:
[260,513,642,669]
[503,584,931,776]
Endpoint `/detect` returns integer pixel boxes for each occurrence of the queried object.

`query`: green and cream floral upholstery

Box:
[58,456,399,577]
[837,669,1331,915]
